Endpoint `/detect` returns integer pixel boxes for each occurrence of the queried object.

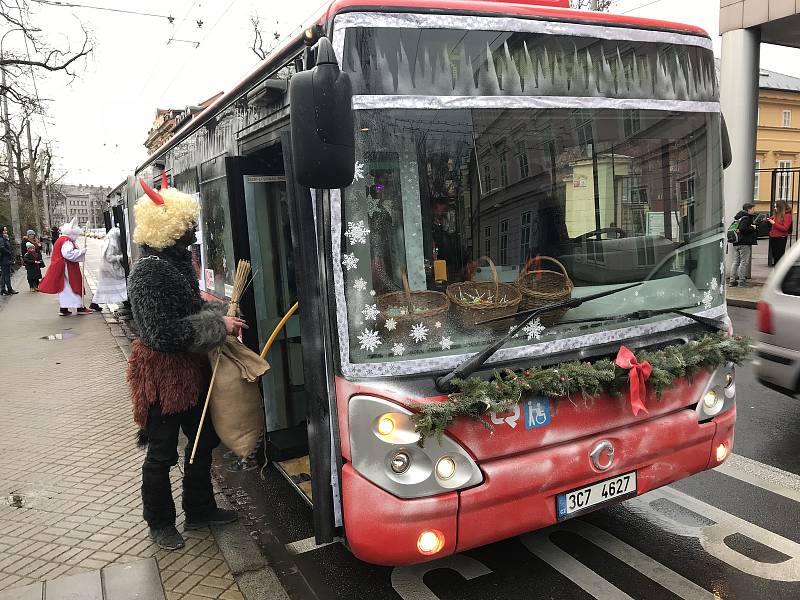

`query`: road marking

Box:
[521,520,715,599]
[628,486,800,581]
[392,555,492,600]
[284,536,340,555]
[715,453,800,504]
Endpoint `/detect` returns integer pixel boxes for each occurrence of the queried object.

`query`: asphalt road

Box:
[218,306,800,600]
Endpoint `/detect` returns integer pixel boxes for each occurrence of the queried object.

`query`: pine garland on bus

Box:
[411,332,750,445]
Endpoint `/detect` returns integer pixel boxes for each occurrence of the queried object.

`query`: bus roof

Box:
[137,0,709,174]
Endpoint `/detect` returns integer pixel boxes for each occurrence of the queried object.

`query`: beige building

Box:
[754,68,800,212]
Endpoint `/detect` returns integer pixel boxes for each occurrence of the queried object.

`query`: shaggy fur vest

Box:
[126,245,227,429]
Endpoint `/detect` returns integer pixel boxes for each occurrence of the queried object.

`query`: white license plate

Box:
[556,471,637,520]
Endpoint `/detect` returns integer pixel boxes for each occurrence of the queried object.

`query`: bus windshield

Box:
[331,21,724,375]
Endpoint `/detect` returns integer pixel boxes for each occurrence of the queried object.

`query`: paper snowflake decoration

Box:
[391,343,406,356]
[384,317,397,331]
[342,253,359,271]
[353,277,367,292]
[357,328,382,352]
[508,325,520,338]
[352,161,365,183]
[370,290,376,297]
[434,321,442,329]
[523,318,545,341]
[362,303,379,321]
[344,221,370,246]
[367,195,380,217]
[720,261,726,279]
[440,336,453,351]
[702,290,714,310]
[410,323,429,343]
[709,277,719,292]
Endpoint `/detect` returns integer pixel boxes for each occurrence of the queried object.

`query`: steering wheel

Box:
[572,228,627,243]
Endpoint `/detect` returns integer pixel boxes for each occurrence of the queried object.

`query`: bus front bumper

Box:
[341,406,735,565]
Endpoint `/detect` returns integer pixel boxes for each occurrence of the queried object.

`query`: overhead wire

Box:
[29,0,174,21]
[619,0,668,15]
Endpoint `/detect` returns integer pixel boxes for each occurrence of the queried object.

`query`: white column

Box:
[720,28,760,235]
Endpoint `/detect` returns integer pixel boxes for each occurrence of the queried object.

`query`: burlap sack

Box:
[208,336,270,458]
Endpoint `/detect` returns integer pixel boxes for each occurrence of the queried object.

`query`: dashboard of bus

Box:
[329,16,724,375]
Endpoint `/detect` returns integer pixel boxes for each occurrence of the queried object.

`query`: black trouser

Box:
[770,237,788,265]
[141,401,220,528]
[0,264,11,292]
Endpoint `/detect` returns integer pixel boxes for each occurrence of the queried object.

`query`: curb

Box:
[727,297,758,309]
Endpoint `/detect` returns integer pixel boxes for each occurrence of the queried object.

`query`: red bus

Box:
[127,0,738,566]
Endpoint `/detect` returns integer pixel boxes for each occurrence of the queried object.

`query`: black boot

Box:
[185,508,238,530]
[149,525,186,550]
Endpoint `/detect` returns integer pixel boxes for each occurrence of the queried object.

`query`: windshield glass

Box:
[338,107,723,366]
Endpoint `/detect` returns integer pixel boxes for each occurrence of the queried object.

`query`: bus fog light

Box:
[416,529,445,555]
[390,451,411,474]
[435,456,456,480]
[702,389,724,416]
[716,443,729,462]
[377,415,395,436]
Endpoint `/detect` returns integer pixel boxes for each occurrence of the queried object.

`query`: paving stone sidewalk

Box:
[0,266,245,599]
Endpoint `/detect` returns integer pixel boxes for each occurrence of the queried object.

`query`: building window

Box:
[499,219,509,264]
[520,211,531,264]
[778,160,793,201]
[754,160,760,200]
[517,142,529,179]
[483,164,492,194]
[678,174,695,203]
[783,110,792,128]
[499,150,508,188]
[484,226,492,256]
[623,109,641,137]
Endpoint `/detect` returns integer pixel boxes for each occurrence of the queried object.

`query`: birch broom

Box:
[190,260,269,463]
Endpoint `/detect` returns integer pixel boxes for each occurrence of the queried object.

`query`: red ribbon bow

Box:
[615,346,652,416]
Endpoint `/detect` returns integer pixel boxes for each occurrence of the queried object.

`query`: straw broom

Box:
[190,259,252,464]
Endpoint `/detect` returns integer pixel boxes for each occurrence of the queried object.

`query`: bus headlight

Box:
[696,367,735,422]
[435,456,456,481]
[351,396,483,498]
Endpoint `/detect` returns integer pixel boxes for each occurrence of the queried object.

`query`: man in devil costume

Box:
[126,175,246,550]
[39,218,95,315]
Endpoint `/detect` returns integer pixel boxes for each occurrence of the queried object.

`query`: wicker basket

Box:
[376,273,449,340]
[447,257,521,329]
[516,256,573,326]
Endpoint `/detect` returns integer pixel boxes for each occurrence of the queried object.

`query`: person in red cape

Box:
[39,218,95,315]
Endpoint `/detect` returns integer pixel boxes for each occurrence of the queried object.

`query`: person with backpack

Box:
[728,202,758,287]
[767,200,793,265]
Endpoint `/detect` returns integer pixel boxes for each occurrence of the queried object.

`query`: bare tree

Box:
[570,0,615,10]
[249,13,283,62]
[1,1,93,110]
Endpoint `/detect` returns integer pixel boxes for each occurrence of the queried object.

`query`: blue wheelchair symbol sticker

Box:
[524,397,551,430]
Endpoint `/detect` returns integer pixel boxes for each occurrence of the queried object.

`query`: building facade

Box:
[51,184,111,229]
[754,68,800,212]
[143,93,223,155]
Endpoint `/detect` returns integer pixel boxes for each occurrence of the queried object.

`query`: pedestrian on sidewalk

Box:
[767,200,793,265]
[22,241,45,291]
[89,226,128,311]
[40,230,52,255]
[729,203,758,288]
[126,177,243,551]
[0,225,18,295]
[38,217,95,315]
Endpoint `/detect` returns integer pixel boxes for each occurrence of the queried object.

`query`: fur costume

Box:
[126,178,227,444]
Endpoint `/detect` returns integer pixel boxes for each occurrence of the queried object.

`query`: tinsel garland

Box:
[410,332,750,445]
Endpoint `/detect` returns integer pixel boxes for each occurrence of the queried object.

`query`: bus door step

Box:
[275,455,313,505]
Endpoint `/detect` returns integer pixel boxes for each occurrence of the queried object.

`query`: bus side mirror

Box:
[290,37,355,189]
[721,114,732,170]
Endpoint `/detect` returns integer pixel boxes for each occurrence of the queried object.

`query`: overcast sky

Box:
[10,0,800,186]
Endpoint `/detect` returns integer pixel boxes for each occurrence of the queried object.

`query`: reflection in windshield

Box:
[340,108,724,364]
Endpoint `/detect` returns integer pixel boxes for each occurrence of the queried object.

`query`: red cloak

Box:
[39,235,83,295]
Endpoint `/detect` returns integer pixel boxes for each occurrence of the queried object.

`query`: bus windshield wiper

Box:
[434,282,642,393]
[557,305,727,332]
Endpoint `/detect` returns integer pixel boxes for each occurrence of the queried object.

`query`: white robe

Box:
[60,239,85,309]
